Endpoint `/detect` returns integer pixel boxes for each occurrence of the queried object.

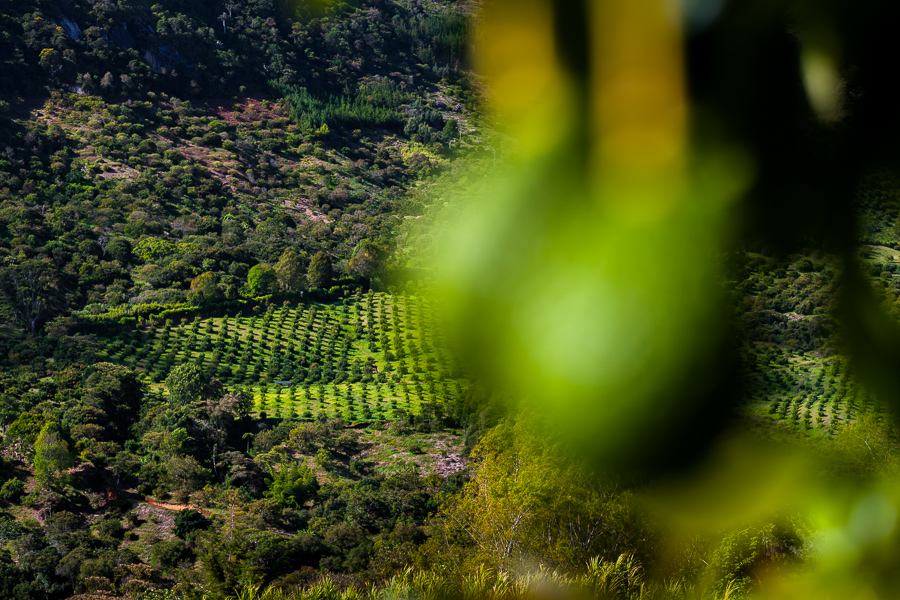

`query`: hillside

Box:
[0,1,493,597]
[88,291,470,422]
[0,0,481,351]
[6,1,900,599]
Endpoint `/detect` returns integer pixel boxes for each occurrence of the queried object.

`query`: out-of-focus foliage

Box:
[436,0,747,471]
[422,0,900,598]
[424,414,655,574]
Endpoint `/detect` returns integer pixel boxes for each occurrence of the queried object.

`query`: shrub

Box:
[150,540,193,570]
[174,509,211,539]
[96,518,125,539]
[0,478,25,502]
[796,257,814,272]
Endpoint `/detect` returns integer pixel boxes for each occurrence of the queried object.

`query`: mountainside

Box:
[0,2,493,597]
[0,0,481,351]
[5,1,900,600]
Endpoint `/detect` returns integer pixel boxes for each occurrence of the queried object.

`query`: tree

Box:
[38,48,61,73]
[81,363,144,443]
[109,451,141,489]
[0,258,62,335]
[275,248,307,291]
[307,251,332,289]
[205,391,253,477]
[0,550,30,597]
[288,423,321,454]
[189,271,220,304]
[248,263,278,296]
[264,463,319,508]
[34,423,73,486]
[174,509,211,539]
[105,237,132,263]
[348,239,383,280]
[5,412,48,460]
[78,73,96,94]
[206,391,252,429]
[100,71,114,94]
[443,118,460,144]
[165,455,209,493]
[150,540,193,571]
[796,258,814,273]
[166,364,206,408]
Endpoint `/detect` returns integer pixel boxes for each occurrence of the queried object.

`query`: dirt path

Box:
[142,497,211,517]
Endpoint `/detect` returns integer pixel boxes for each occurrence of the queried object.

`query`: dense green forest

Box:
[0,0,477,340]
[4,0,900,599]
